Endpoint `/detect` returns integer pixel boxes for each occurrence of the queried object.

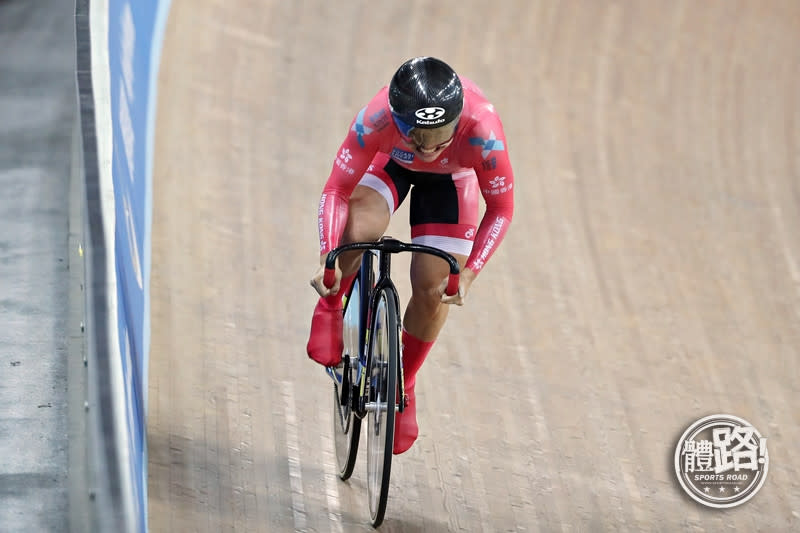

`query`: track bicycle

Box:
[323,236,460,527]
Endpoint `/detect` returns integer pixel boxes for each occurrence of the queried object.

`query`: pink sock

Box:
[401,329,435,388]
[393,329,434,454]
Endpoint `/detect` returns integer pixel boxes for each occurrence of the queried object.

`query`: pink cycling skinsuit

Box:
[317,77,514,270]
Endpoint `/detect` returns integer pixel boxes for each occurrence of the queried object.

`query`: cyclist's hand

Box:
[310,254,342,297]
[439,268,476,306]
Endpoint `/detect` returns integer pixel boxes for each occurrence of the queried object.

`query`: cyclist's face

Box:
[401,120,458,162]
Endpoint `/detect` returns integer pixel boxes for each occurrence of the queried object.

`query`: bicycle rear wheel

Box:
[366,287,399,527]
[332,277,362,480]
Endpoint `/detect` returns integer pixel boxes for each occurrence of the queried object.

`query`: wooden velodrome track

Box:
[147,1,800,531]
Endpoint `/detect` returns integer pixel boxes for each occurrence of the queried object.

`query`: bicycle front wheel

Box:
[366,287,399,527]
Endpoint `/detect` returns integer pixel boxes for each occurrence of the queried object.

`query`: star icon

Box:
[719,487,726,493]
[704,487,711,493]
[734,487,740,492]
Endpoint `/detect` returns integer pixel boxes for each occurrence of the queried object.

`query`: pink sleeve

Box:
[464,114,515,273]
[317,100,388,254]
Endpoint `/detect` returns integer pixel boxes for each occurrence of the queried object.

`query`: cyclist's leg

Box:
[392,252,469,453]
[394,169,479,453]
[335,154,412,286]
[405,168,478,359]
[335,186,390,278]
[404,250,469,338]
[307,154,410,366]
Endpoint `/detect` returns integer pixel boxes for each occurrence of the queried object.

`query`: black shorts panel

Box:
[382,158,459,226]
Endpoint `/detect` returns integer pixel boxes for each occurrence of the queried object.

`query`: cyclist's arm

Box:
[317,105,383,254]
[465,176,514,274]
[464,124,515,274]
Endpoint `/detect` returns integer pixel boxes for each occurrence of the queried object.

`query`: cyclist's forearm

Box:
[465,204,513,273]
[317,189,350,254]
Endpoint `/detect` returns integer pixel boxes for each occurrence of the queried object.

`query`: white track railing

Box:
[72,0,171,530]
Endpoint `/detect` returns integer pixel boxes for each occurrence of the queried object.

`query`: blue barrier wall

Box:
[107,0,171,526]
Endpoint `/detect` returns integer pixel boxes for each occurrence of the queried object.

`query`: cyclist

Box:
[307,57,515,454]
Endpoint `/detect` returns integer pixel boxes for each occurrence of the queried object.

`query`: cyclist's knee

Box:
[341,217,384,244]
[342,187,390,244]
[409,276,445,310]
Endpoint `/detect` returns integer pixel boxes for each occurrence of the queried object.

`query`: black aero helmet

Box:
[389,57,464,135]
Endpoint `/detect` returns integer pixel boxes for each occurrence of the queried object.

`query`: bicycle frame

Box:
[323,237,460,526]
[324,237,460,418]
